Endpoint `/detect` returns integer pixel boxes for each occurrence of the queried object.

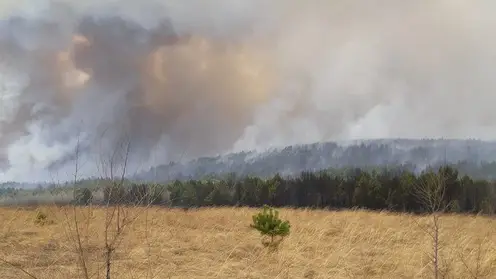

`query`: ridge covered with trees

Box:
[136,139,496,182]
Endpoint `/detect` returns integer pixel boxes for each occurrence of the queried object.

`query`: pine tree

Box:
[250,205,291,247]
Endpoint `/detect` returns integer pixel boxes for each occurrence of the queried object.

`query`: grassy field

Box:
[0,206,495,279]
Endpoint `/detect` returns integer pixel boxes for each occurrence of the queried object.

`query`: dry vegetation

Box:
[0,206,495,279]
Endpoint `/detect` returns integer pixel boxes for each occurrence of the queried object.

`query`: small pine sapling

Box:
[250,205,291,247]
[34,210,54,226]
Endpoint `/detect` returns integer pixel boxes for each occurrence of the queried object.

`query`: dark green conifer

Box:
[250,205,290,247]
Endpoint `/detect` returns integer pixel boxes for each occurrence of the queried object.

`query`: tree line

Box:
[70,165,496,214]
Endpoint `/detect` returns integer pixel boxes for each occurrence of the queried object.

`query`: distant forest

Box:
[136,139,496,182]
[3,139,496,213]
[1,165,489,215]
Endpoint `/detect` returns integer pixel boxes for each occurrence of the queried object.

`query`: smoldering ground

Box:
[1,0,496,182]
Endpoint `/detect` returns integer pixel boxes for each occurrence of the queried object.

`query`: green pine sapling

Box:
[250,205,291,247]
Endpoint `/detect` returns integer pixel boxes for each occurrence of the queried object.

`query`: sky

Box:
[0,0,496,182]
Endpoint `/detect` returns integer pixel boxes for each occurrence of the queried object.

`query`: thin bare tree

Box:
[413,169,451,279]
[96,129,167,279]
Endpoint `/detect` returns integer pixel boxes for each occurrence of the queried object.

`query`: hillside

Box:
[136,139,496,182]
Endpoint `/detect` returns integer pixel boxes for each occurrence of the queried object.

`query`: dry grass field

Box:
[0,206,495,279]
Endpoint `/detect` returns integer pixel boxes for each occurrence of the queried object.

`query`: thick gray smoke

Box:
[0,0,496,182]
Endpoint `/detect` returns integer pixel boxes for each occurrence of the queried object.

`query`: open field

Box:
[0,206,495,279]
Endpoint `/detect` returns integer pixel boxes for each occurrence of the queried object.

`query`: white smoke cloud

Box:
[0,0,496,182]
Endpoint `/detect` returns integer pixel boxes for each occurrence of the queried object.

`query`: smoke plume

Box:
[0,0,496,181]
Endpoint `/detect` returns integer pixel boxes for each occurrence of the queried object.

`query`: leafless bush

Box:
[65,130,162,279]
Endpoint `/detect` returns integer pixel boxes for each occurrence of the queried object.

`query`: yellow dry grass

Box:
[0,206,495,279]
